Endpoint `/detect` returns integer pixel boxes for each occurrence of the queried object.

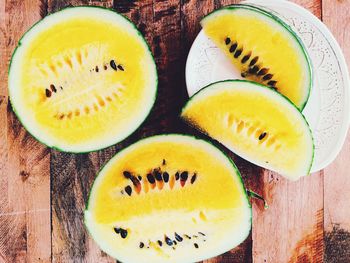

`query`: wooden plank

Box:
[181,1,258,262]
[252,174,323,263]
[322,0,350,261]
[294,0,322,18]
[48,0,156,262]
[0,0,51,262]
[46,0,118,260]
[324,137,350,262]
[252,1,324,262]
[149,0,187,133]
[4,0,348,262]
[0,0,5,97]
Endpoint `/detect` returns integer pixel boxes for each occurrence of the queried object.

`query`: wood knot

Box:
[20,170,30,182]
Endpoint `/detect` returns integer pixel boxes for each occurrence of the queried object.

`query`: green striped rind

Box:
[8,6,158,153]
[200,4,313,110]
[84,134,252,261]
[181,80,314,176]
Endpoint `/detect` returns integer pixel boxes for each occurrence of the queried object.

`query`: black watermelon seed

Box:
[241,54,251,64]
[157,240,162,246]
[50,84,57,93]
[45,89,52,98]
[125,185,132,196]
[241,72,247,78]
[154,170,162,181]
[259,132,267,140]
[110,60,117,70]
[163,172,169,183]
[162,159,166,165]
[258,68,269,76]
[175,172,180,181]
[184,234,191,239]
[194,243,199,249]
[117,65,124,71]
[123,171,132,179]
[165,236,173,246]
[104,65,107,70]
[59,86,63,90]
[249,65,259,74]
[175,233,183,242]
[249,56,259,66]
[180,171,188,181]
[268,80,277,87]
[198,232,206,236]
[263,74,273,81]
[229,43,237,53]
[114,227,121,234]
[120,229,128,239]
[95,66,99,72]
[130,175,141,187]
[139,242,144,248]
[234,49,242,58]
[173,240,177,245]
[147,174,155,184]
[191,173,197,184]
[225,37,231,45]
[138,175,142,181]
[252,66,260,74]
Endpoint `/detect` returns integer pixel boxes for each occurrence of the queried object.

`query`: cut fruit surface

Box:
[9,7,157,152]
[85,134,251,263]
[201,4,312,109]
[181,80,314,180]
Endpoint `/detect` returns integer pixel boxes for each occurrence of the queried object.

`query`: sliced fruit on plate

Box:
[9,6,157,152]
[201,4,312,110]
[85,134,251,263]
[181,80,314,180]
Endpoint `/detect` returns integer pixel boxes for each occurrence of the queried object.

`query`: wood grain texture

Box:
[1,0,350,262]
[253,172,324,263]
[0,0,50,262]
[181,2,257,262]
[322,0,350,262]
[48,0,181,262]
[46,1,116,261]
[0,0,6,96]
[252,1,324,263]
[294,0,322,18]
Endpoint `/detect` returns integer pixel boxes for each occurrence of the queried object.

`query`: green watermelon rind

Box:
[200,4,313,111]
[181,79,315,177]
[8,6,158,154]
[84,133,252,262]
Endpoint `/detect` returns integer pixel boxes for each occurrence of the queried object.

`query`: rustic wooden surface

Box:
[0,0,349,262]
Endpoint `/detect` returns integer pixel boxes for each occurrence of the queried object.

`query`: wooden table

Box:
[0,0,349,262]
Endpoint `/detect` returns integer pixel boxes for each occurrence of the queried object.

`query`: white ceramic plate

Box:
[185,0,350,173]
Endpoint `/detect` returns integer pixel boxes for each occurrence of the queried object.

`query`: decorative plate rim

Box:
[185,0,350,173]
